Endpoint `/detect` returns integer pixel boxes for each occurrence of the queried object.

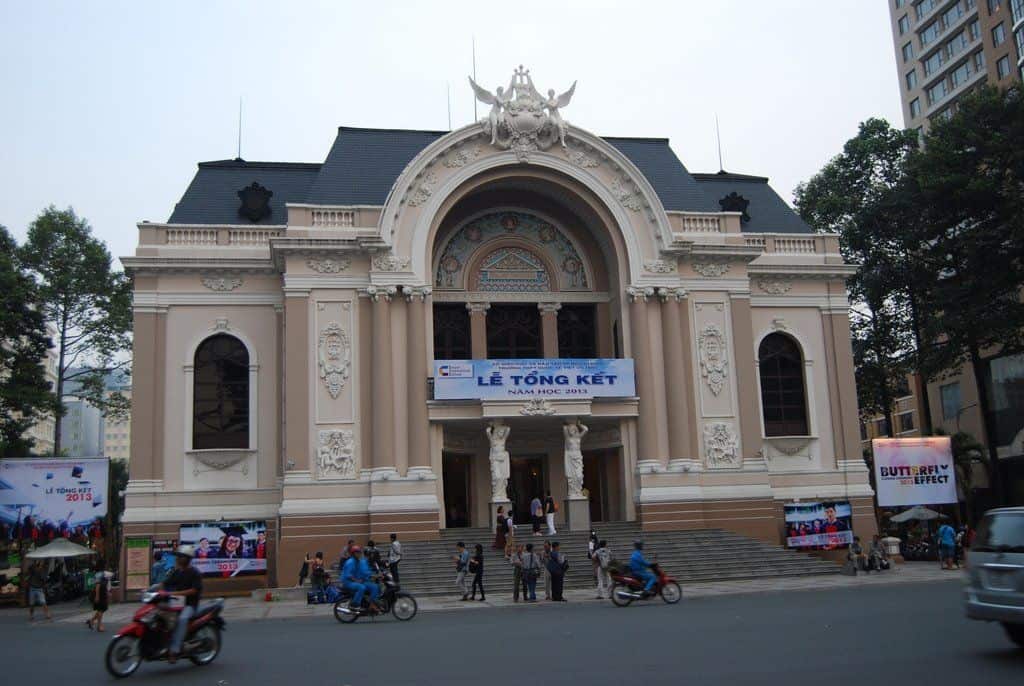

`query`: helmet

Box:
[350,545,363,554]
[633,540,644,550]
[175,545,196,559]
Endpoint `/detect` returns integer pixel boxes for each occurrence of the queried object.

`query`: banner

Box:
[0,458,109,531]
[433,358,636,400]
[179,521,268,577]
[872,437,956,507]
[125,537,152,590]
[785,501,854,550]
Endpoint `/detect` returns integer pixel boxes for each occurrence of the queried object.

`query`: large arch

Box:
[379,124,674,285]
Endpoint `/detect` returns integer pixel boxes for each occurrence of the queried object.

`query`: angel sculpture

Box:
[544,82,576,148]
[469,76,514,145]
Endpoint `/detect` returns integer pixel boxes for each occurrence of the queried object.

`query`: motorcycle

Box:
[610,562,682,607]
[104,588,226,678]
[332,568,418,623]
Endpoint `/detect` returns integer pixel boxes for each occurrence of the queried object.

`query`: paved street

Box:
[2,577,1021,684]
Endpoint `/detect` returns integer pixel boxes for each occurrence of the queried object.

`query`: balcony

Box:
[142,224,282,247]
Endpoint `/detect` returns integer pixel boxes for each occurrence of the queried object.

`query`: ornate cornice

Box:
[625,286,655,303]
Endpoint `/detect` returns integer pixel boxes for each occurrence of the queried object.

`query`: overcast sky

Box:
[1,1,902,264]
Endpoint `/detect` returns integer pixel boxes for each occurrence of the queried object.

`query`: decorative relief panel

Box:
[610,177,643,211]
[443,144,482,168]
[307,257,351,273]
[407,172,437,207]
[317,322,351,399]
[201,276,243,291]
[520,398,556,416]
[475,247,551,292]
[566,143,600,168]
[698,324,729,396]
[644,259,677,274]
[755,277,793,295]
[692,262,730,278]
[372,253,411,272]
[317,429,356,479]
[703,422,739,468]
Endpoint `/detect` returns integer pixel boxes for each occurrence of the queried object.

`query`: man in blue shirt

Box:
[341,546,379,610]
[629,540,658,596]
[937,522,957,570]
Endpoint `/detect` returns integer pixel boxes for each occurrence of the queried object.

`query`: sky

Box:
[0,1,903,266]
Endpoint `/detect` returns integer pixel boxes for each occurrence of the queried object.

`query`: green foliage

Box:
[0,225,61,456]
[18,207,132,455]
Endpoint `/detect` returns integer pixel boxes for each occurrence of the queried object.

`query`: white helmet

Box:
[175,545,196,559]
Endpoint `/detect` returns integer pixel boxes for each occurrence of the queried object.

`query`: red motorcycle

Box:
[610,562,682,607]
[104,589,226,678]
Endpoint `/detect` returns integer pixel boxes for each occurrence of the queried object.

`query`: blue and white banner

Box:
[433,359,636,400]
[0,458,109,529]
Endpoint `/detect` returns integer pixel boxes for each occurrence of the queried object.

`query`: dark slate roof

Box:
[691,171,813,234]
[167,159,321,224]
[166,128,804,232]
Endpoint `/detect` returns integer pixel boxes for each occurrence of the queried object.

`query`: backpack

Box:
[552,500,559,513]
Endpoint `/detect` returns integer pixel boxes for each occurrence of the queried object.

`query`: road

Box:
[2,580,1021,684]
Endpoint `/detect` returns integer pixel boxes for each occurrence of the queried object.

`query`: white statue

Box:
[544,82,576,148]
[485,421,511,501]
[469,75,514,146]
[563,420,588,498]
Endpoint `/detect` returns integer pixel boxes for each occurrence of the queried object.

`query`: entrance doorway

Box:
[583,450,610,523]
[508,455,546,525]
[442,452,472,528]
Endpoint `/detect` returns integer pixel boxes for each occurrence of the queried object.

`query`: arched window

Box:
[193,334,250,450]
[758,333,809,437]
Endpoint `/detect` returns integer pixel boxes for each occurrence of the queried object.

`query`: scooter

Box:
[332,568,418,623]
[104,588,226,678]
[610,562,682,607]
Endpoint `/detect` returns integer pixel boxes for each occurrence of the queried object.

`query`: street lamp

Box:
[955,402,979,433]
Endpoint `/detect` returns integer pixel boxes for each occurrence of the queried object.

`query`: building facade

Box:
[23,324,59,455]
[103,388,132,462]
[122,71,875,587]
[889,0,1023,133]
[60,397,104,458]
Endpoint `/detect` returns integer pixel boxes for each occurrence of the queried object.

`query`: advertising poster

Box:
[872,437,956,507]
[785,501,854,550]
[179,521,267,577]
[433,358,636,400]
[0,458,109,531]
[125,537,152,590]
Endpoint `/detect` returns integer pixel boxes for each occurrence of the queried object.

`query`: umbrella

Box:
[890,506,948,523]
[25,538,97,559]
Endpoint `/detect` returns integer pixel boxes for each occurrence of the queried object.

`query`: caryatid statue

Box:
[563,420,589,499]
[485,420,511,502]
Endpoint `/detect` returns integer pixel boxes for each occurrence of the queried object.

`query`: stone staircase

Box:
[351,522,839,597]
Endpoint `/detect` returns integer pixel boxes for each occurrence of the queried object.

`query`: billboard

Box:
[179,521,267,578]
[433,358,636,400]
[872,437,956,507]
[784,501,854,550]
[0,458,109,530]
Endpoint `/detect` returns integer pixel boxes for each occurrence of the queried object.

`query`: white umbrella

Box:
[25,538,97,559]
[890,506,948,523]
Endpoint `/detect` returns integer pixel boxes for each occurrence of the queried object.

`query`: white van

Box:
[964,507,1024,648]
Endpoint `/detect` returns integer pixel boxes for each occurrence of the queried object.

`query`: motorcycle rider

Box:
[629,540,658,597]
[341,545,380,612]
[161,545,203,663]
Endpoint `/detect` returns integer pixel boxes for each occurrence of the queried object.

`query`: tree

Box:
[909,86,1024,503]
[0,225,60,456]
[19,207,132,456]
[794,118,925,435]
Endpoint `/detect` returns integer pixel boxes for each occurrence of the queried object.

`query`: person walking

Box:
[548,541,567,601]
[297,552,310,587]
[493,506,507,552]
[937,521,957,570]
[511,544,527,602]
[388,533,402,584]
[310,551,327,602]
[453,541,472,600]
[469,543,486,601]
[544,491,557,535]
[594,540,612,599]
[26,561,51,622]
[521,543,541,601]
[504,509,516,558]
[87,566,112,631]
[530,495,543,536]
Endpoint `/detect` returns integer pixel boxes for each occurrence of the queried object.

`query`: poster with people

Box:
[872,437,956,507]
[178,521,268,577]
[0,458,109,534]
[784,501,854,550]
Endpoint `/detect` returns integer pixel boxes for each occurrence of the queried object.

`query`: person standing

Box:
[297,552,310,587]
[541,540,552,600]
[388,533,402,584]
[310,551,327,602]
[511,544,526,602]
[469,544,486,601]
[594,540,612,599]
[544,491,557,535]
[26,561,51,622]
[530,495,543,536]
[521,543,541,602]
[504,509,516,558]
[87,567,112,631]
[453,541,471,600]
[493,506,507,552]
[548,541,567,601]
[937,521,957,570]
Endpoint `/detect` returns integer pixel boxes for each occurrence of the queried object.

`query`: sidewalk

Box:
[20,562,958,628]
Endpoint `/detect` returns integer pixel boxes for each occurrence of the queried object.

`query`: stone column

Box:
[627,287,659,469]
[822,306,862,469]
[539,302,561,358]
[660,288,691,462]
[405,286,432,473]
[730,295,763,462]
[467,302,489,360]
[369,285,397,473]
[128,308,165,482]
[284,292,310,473]
[647,293,671,465]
